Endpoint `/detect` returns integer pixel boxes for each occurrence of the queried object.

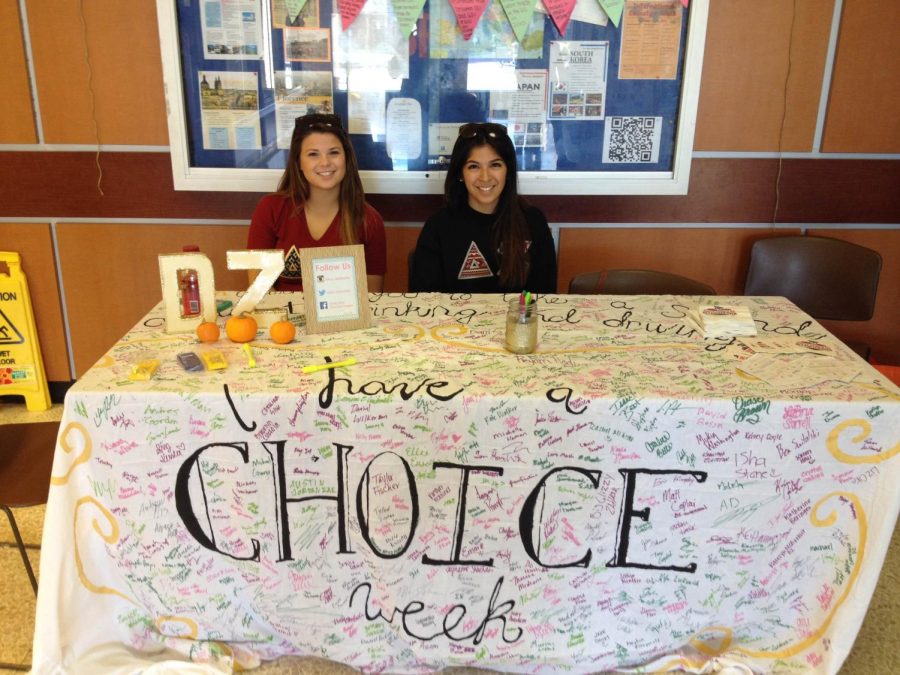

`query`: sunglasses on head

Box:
[294,113,343,132]
[458,122,508,139]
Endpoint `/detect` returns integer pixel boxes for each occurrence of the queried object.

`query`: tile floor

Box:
[0,505,40,671]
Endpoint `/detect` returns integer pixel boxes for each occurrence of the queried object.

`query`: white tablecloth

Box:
[32,293,900,674]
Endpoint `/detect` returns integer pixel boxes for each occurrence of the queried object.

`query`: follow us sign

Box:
[0,251,50,411]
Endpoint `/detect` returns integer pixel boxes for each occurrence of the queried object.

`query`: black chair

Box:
[1,419,60,671]
[743,235,882,358]
[568,269,716,295]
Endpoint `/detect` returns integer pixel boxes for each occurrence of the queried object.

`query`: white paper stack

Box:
[738,336,836,356]
[687,304,758,338]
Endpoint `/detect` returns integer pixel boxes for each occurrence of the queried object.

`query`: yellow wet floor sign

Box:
[0,251,51,411]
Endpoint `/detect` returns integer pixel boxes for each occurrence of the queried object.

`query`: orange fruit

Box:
[269,319,296,344]
[225,314,258,343]
[196,321,220,343]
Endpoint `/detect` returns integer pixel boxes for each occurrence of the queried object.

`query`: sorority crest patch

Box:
[458,242,493,280]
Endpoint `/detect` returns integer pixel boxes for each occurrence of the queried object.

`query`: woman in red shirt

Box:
[248,113,386,291]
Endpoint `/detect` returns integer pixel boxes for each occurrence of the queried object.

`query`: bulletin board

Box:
[156,0,708,195]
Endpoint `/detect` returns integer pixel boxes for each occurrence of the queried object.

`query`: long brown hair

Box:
[276,113,366,245]
[445,124,529,288]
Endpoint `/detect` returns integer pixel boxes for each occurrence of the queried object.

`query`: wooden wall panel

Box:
[0,3,36,143]
[557,227,801,296]
[56,223,249,376]
[695,0,832,152]
[0,152,266,220]
[807,229,900,364]
[6,153,900,226]
[822,0,900,152]
[384,227,421,292]
[773,160,900,224]
[25,0,168,145]
[537,159,782,224]
[0,223,69,381]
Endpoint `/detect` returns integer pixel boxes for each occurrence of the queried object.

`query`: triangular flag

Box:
[598,0,623,27]
[448,0,491,40]
[337,0,367,29]
[391,0,427,38]
[499,0,538,43]
[0,308,26,344]
[542,0,577,35]
[284,0,309,23]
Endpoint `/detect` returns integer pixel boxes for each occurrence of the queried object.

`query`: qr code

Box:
[603,116,662,164]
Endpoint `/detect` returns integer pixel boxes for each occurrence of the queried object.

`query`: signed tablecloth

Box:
[31,293,900,674]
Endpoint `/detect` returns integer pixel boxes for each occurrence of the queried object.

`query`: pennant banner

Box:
[498,0,539,43]
[337,0,367,29]
[598,0,624,26]
[284,0,309,23]
[543,0,577,35]
[448,0,492,40]
[391,0,428,38]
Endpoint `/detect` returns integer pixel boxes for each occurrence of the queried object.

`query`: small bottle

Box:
[178,245,201,318]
